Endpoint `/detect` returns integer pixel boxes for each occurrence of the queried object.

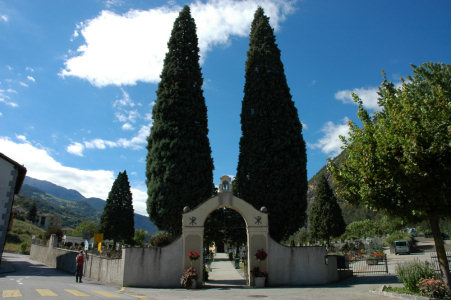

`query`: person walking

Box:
[75,250,84,283]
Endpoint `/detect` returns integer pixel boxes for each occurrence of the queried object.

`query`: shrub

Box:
[149,232,172,247]
[396,261,436,293]
[367,237,384,254]
[417,278,449,298]
[19,241,29,254]
[385,230,411,246]
[344,219,382,239]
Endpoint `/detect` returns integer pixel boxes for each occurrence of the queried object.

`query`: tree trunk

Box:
[428,214,451,289]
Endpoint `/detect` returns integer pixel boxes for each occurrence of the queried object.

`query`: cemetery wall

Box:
[122,237,183,287]
[30,236,183,287]
[268,238,339,286]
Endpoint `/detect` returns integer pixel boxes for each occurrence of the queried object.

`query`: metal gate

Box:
[339,254,389,275]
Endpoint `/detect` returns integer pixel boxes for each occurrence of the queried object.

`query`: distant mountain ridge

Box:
[24,177,86,202]
[20,176,157,234]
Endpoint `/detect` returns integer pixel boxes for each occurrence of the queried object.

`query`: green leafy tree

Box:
[69,221,99,238]
[234,7,308,242]
[309,175,345,244]
[329,63,451,288]
[133,229,147,247]
[100,171,135,245]
[27,201,37,222]
[146,6,214,237]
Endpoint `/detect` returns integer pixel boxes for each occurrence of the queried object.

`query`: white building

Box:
[34,213,62,230]
[0,153,26,261]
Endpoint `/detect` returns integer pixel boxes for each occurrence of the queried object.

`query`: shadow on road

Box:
[0,254,69,278]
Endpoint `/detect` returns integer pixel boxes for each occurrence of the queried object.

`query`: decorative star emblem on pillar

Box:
[255,216,262,225]
[189,216,197,226]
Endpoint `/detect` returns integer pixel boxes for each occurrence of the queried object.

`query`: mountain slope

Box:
[20,177,157,234]
[24,177,85,201]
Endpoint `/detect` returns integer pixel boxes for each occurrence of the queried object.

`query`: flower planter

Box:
[190,278,197,289]
[366,259,378,265]
[254,277,265,288]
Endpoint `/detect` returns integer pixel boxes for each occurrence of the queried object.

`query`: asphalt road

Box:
[0,252,141,299]
[0,252,403,300]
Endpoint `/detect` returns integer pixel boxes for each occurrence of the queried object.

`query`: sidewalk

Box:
[204,252,247,287]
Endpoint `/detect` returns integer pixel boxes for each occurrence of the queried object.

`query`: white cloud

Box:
[0,136,115,199]
[130,187,148,216]
[334,87,380,110]
[105,0,124,8]
[66,142,85,156]
[27,75,36,83]
[122,123,134,131]
[66,123,151,156]
[113,88,140,125]
[60,0,295,87]
[1,136,149,215]
[16,135,27,142]
[0,112,3,117]
[26,67,35,72]
[0,89,18,107]
[311,117,350,157]
[19,81,29,87]
[1,15,8,22]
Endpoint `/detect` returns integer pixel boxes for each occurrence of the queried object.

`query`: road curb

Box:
[370,287,446,300]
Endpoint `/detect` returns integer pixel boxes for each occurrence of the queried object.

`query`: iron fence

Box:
[341,254,389,275]
[429,252,451,274]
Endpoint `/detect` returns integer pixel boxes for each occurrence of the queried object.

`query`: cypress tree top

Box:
[235,8,308,242]
[100,170,134,244]
[146,6,214,237]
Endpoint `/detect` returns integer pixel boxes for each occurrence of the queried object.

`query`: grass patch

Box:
[383,286,422,296]
[4,219,45,254]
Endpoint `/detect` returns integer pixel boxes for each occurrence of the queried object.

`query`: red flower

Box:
[255,248,267,261]
[188,251,200,261]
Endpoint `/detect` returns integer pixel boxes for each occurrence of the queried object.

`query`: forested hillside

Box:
[16,177,157,234]
[307,151,383,224]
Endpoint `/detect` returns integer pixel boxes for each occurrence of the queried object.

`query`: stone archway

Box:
[182,176,269,286]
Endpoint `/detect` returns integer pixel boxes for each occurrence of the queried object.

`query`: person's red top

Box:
[76,254,84,265]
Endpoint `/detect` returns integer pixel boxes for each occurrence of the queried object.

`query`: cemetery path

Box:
[204,252,247,287]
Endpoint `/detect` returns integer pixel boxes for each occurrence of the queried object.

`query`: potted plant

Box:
[371,252,385,263]
[366,256,379,265]
[180,267,198,288]
[252,248,268,287]
[251,267,267,288]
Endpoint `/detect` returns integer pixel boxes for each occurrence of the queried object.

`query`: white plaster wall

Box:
[268,238,338,286]
[122,237,183,287]
[31,244,124,285]
[84,254,124,286]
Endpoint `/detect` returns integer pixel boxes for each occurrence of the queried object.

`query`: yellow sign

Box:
[94,233,104,243]
[98,242,103,253]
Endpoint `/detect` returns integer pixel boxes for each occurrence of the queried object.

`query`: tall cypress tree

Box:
[27,201,37,222]
[234,8,308,242]
[100,170,135,244]
[309,175,346,244]
[146,6,214,237]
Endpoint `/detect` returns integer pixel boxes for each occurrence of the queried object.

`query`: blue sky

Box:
[1,0,450,216]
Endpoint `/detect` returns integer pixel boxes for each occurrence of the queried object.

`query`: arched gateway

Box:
[182,175,268,286]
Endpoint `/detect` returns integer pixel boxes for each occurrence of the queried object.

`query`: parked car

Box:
[394,240,410,255]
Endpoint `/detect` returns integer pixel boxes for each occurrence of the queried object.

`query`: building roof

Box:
[0,152,27,194]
